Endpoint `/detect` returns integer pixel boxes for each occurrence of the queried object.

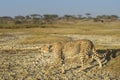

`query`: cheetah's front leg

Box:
[92,55,102,68]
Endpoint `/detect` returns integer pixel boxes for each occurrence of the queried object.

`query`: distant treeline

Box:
[0,14,119,28]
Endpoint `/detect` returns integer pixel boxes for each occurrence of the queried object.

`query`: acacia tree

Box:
[62,15,77,21]
[30,14,42,24]
[96,15,119,22]
[0,16,13,24]
[85,13,91,18]
[77,15,83,19]
[43,14,59,24]
[110,15,119,20]
[30,14,41,19]
[14,16,25,24]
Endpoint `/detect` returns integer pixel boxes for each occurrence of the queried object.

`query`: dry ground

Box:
[0,21,120,80]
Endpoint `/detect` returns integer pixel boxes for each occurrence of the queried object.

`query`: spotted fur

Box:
[41,39,102,73]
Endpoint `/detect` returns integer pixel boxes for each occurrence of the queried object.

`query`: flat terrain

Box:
[0,21,120,80]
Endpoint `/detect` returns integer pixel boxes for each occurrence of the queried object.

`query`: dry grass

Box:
[0,21,120,35]
[20,35,72,44]
[0,21,120,47]
[0,21,120,49]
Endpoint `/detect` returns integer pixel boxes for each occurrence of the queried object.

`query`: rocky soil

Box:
[0,49,120,80]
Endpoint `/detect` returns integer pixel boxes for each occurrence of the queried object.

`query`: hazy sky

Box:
[0,0,120,17]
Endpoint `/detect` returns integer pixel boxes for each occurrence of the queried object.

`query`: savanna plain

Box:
[0,21,120,80]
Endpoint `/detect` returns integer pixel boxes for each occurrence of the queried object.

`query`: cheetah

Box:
[40,39,103,73]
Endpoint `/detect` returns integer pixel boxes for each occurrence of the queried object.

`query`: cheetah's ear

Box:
[106,49,112,53]
[49,44,53,52]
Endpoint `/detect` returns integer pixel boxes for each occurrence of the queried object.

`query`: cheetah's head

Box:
[40,44,52,53]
